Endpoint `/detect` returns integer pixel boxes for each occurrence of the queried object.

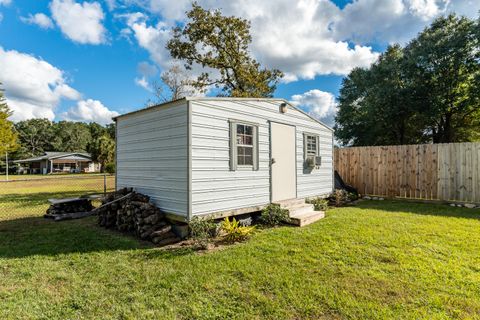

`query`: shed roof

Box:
[113,97,333,132]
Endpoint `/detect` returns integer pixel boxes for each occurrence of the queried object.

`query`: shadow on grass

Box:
[353,199,480,220]
[0,215,194,259]
[0,215,142,258]
[0,190,195,259]
[0,217,192,259]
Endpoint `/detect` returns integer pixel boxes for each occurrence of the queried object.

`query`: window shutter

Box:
[229,121,237,171]
[253,126,259,171]
[316,135,320,156]
[303,133,307,160]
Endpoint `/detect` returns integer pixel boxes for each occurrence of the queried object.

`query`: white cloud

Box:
[115,11,145,26]
[122,1,378,80]
[137,61,157,77]
[105,0,115,11]
[50,0,107,44]
[334,0,480,44]
[0,0,11,5]
[408,0,442,19]
[129,20,172,69]
[446,0,480,19]
[291,89,337,127]
[61,99,119,124]
[122,0,479,82]
[20,13,54,29]
[134,76,151,91]
[0,47,81,122]
[134,61,157,91]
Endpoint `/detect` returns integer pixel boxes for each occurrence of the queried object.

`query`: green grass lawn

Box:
[0,175,115,219]
[0,197,479,319]
[0,173,109,181]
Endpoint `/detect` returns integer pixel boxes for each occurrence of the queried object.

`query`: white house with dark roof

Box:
[114,97,334,226]
[14,152,100,174]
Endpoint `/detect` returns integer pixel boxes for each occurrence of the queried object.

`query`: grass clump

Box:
[306,197,329,211]
[188,216,217,249]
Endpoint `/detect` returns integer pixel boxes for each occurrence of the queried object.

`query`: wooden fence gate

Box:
[334,142,480,204]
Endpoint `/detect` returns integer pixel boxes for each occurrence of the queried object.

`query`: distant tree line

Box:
[10,119,116,172]
[335,14,480,146]
[0,79,116,173]
[0,86,18,161]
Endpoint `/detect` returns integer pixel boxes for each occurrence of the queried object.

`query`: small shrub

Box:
[334,189,348,206]
[347,192,359,201]
[259,204,290,226]
[306,197,329,211]
[330,189,358,206]
[221,217,255,243]
[104,163,115,174]
[189,217,217,249]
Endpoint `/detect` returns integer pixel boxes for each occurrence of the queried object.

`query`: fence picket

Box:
[334,142,480,204]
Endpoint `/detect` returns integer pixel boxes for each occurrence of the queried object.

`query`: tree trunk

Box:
[443,113,453,143]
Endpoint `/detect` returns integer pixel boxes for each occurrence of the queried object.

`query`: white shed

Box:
[114,97,334,226]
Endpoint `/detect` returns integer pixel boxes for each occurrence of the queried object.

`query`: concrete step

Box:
[275,198,305,208]
[289,211,325,227]
[288,203,315,216]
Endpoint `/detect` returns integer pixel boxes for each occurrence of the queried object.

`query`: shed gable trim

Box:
[113,97,333,133]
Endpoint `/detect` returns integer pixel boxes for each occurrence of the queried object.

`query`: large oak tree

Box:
[335,14,480,146]
[166,3,283,98]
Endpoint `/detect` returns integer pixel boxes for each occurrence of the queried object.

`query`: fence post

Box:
[5,152,8,182]
[104,174,107,195]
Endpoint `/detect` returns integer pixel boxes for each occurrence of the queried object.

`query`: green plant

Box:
[104,162,115,174]
[347,192,359,201]
[259,204,290,226]
[188,217,217,249]
[221,217,255,243]
[307,197,329,211]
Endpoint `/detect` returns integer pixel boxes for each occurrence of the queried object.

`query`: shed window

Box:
[229,121,258,171]
[306,135,317,156]
[237,124,254,166]
[303,133,320,168]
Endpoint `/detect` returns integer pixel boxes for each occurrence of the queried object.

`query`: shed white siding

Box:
[116,101,189,217]
[190,99,333,217]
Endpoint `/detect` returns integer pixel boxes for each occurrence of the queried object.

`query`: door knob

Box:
[271,158,276,164]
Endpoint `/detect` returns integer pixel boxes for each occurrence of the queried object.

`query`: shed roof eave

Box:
[113,97,334,133]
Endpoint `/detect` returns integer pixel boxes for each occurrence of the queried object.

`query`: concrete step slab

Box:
[274,198,305,208]
[289,211,325,227]
[288,203,315,216]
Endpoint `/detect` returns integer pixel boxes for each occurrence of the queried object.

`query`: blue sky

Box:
[0,0,478,125]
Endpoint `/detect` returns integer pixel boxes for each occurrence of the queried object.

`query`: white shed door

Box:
[271,122,296,202]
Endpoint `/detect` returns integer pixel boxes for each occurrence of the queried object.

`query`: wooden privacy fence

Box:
[334,142,480,204]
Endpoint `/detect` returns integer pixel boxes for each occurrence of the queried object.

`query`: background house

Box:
[114,97,334,222]
[14,152,101,174]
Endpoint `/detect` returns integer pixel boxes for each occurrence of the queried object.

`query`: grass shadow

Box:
[353,199,480,220]
[0,215,151,258]
[0,190,196,259]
